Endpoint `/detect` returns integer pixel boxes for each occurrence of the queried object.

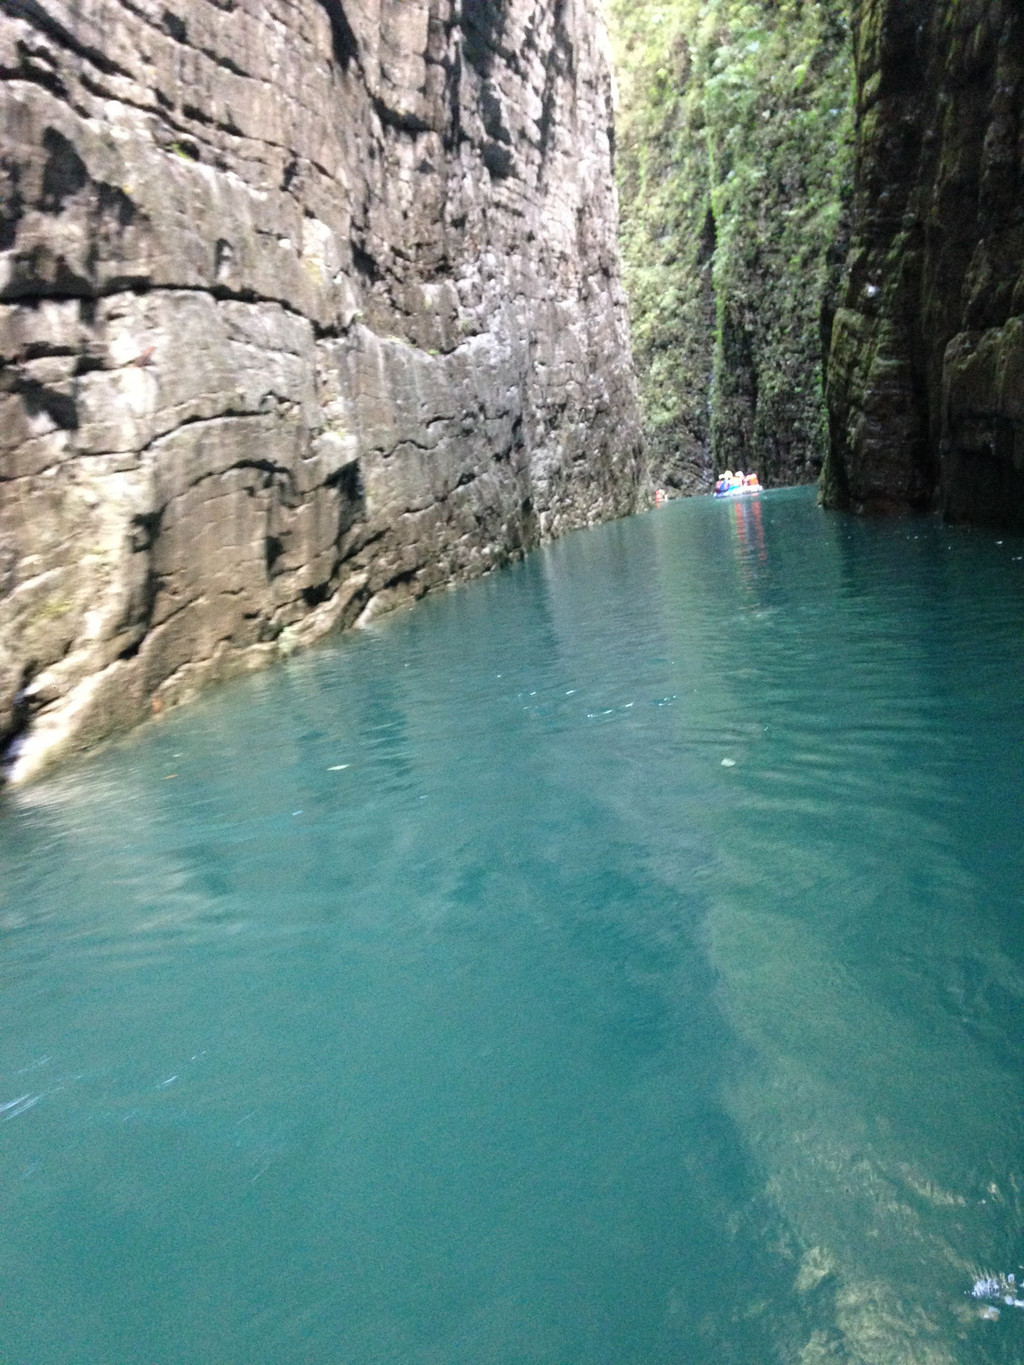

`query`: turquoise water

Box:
[1,488,1023,1364]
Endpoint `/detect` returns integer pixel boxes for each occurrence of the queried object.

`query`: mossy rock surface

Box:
[822,0,1024,529]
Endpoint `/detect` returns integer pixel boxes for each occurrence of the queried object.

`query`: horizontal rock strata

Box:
[823,0,1024,528]
[0,0,644,781]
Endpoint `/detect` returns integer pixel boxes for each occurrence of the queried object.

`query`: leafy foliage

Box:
[607,0,853,490]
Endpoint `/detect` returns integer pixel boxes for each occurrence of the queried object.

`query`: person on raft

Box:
[714,469,761,494]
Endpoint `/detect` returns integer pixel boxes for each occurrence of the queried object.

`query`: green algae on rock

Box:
[608,0,853,494]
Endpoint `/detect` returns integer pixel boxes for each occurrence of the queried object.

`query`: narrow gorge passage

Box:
[1,1,1023,1361]
[609,0,1024,531]
[608,0,852,496]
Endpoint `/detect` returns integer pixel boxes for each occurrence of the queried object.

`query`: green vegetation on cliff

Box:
[608,0,853,491]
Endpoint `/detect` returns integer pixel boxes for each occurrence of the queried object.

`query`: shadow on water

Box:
[0,490,1023,1363]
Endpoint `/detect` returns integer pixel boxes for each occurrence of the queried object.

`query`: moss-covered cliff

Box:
[608,0,853,493]
[823,0,1024,530]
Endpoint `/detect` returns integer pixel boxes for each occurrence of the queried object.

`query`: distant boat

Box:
[714,472,762,498]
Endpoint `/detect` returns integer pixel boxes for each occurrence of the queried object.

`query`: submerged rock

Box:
[0,0,644,781]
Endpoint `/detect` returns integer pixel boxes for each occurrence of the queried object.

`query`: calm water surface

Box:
[1,489,1023,1364]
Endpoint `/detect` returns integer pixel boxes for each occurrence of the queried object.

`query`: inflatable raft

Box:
[714,471,762,497]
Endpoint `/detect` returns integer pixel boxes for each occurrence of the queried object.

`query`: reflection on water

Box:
[0,489,1022,1364]
[731,493,769,571]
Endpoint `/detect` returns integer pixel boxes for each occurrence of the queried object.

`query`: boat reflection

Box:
[732,493,768,569]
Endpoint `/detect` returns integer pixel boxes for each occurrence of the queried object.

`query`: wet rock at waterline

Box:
[0,0,644,781]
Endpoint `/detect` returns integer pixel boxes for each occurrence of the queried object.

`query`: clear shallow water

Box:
[1,488,1023,1364]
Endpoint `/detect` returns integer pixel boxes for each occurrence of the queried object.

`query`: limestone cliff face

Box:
[823,0,1024,528]
[0,0,643,780]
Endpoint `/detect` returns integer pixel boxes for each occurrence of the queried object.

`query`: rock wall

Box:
[608,0,852,494]
[0,0,644,781]
[823,0,1024,528]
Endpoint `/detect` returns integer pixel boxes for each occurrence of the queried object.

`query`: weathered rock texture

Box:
[0,0,643,781]
[823,0,1024,527]
[609,0,852,494]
